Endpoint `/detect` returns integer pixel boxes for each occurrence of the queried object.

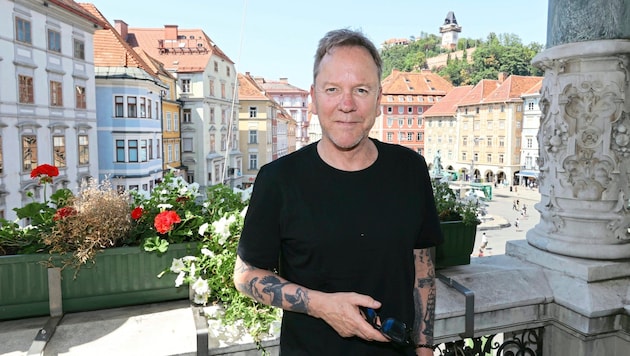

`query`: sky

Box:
[88,0,549,91]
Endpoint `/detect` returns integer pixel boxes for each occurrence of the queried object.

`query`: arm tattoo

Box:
[413,249,436,345]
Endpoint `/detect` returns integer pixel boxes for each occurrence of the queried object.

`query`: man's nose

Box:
[338,91,357,112]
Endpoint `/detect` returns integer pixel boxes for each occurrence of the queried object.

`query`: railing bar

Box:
[436,272,475,338]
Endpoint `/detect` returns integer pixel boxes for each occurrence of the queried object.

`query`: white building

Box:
[519,81,543,186]
[0,0,101,220]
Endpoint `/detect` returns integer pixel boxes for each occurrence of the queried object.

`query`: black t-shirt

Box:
[237,139,443,355]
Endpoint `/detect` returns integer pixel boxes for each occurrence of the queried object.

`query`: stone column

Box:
[529,0,630,259]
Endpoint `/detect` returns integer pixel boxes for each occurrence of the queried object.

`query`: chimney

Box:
[164,25,179,40]
[498,72,508,83]
[114,20,128,40]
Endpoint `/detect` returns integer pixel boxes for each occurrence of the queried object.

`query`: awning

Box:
[517,170,539,178]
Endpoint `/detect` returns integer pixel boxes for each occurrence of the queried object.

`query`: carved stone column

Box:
[529,0,630,259]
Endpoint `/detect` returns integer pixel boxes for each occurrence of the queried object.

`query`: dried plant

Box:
[42,177,131,270]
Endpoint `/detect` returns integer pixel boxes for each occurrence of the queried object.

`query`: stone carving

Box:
[611,113,630,157]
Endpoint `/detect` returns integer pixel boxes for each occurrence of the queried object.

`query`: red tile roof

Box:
[457,79,501,106]
[485,75,544,103]
[125,26,233,73]
[238,73,269,101]
[79,3,158,77]
[523,80,543,95]
[255,77,309,94]
[381,69,453,95]
[423,85,474,117]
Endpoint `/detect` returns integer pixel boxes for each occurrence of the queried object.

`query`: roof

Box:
[255,77,309,94]
[484,75,543,103]
[423,85,474,118]
[79,3,159,82]
[125,26,233,73]
[238,73,269,101]
[381,69,454,95]
[457,79,501,106]
[522,80,543,96]
[56,1,108,28]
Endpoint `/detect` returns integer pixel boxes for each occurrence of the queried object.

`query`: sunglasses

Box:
[360,307,412,347]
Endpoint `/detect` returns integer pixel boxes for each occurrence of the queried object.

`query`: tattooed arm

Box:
[412,248,436,356]
[233,255,388,341]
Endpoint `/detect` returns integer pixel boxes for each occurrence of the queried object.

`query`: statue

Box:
[431,150,443,178]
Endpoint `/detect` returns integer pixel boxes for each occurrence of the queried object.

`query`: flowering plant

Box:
[432,179,485,226]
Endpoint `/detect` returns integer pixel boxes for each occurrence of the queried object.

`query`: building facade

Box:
[375,69,454,154]
[0,0,102,220]
[518,81,542,187]
[123,24,242,189]
[81,5,166,192]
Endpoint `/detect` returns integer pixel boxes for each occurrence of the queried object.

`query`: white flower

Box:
[157,203,173,210]
[182,256,197,262]
[212,215,236,243]
[190,262,196,278]
[170,258,185,273]
[240,206,248,218]
[193,292,208,305]
[175,271,185,287]
[192,277,209,295]
[200,248,214,258]
[198,222,209,236]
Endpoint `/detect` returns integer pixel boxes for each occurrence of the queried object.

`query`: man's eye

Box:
[325,87,338,94]
[355,88,370,96]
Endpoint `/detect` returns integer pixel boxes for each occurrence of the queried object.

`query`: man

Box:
[233,29,443,355]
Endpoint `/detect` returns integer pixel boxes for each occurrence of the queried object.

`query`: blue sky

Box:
[89,0,549,91]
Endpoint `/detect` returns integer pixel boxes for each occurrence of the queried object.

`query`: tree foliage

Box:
[380,32,543,86]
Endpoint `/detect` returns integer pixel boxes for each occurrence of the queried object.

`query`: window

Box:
[173,113,179,131]
[139,98,146,118]
[398,107,404,114]
[183,138,193,152]
[115,96,124,117]
[528,102,535,110]
[486,154,492,163]
[500,105,505,112]
[499,120,505,129]
[249,106,257,118]
[499,154,504,163]
[181,79,191,93]
[221,134,226,151]
[221,83,226,98]
[249,130,258,144]
[387,106,393,114]
[516,121,521,129]
[209,135,215,153]
[499,137,505,147]
[183,109,192,123]
[473,153,479,162]
[209,108,215,123]
[127,97,137,117]
[418,107,423,114]
[475,107,480,114]
[527,138,533,148]
[22,135,37,172]
[139,140,147,162]
[387,132,393,142]
[209,79,215,96]
[398,96,404,102]
[52,136,66,167]
[15,17,31,44]
[18,75,34,104]
[487,121,493,129]
[387,95,393,102]
[167,144,173,162]
[214,61,218,72]
[73,39,85,59]
[416,132,423,141]
[116,140,125,162]
[226,67,230,77]
[398,118,404,127]
[166,112,172,131]
[147,99,152,118]
[489,105,494,113]
[407,107,413,114]
[50,81,63,106]
[407,132,413,141]
[128,140,138,162]
[407,118,413,126]
[462,152,467,161]
[463,137,468,146]
[148,139,153,159]
[417,117,422,126]
[249,154,258,170]
[78,135,89,165]
[75,86,86,109]
[47,29,61,52]
[474,137,480,146]
[487,137,492,147]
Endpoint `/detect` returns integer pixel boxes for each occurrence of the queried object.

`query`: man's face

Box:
[311,45,382,150]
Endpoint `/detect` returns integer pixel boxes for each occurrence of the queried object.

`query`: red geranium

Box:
[31,164,59,184]
[131,207,144,220]
[53,206,76,221]
[154,210,181,234]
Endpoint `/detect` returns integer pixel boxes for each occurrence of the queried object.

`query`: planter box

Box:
[0,243,193,320]
[435,221,478,269]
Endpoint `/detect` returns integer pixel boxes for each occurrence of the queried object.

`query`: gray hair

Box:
[312,28,383,84]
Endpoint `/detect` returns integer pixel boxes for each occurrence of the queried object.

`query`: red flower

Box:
[154,210,181,234]
[53,206,76,221]
[31,164,59,179]
[131,207,144,220]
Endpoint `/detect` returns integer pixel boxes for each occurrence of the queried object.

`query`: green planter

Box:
[435,221,478,269]
[0,243,193,320]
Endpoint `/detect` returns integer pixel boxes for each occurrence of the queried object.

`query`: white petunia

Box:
[198,222,209,236]
[170,258,185,273]
[193,292,208,305]
[192,277,209,295]
[175,271,185,287]
[157,203,173,210]
[200,248,214,258]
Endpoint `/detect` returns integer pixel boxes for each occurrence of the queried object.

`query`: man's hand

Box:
[308,291,389,342]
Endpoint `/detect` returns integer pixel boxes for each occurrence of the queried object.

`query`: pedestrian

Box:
[513,200,517,211]
[522,204,527,216]
[515,217,520,230]
[233,29,443,355]
[481,232,488,249]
